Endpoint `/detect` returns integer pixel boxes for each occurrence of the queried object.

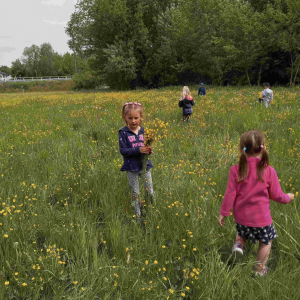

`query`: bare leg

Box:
[256,241,271,273]
[235,234,246,247]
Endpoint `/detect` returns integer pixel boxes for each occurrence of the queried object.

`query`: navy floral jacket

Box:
[119,126,153,172]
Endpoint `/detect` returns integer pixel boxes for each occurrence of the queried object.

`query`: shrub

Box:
[72,71,102,90]
[0,80,75,93]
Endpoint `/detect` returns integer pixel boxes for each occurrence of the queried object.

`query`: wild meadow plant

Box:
[0,87,299,299]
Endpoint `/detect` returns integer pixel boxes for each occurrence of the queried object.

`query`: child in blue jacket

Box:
[119,102,154,219]
[198,83,206,96]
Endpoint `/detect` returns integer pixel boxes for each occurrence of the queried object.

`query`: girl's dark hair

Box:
[238,130,269,182]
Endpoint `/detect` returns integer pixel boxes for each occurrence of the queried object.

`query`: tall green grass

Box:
[0,86,299,299]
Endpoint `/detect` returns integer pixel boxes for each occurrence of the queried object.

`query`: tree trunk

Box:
[74,51,77,73]
[257,63,262,86]
[246,69,251,86]
[290,52,294,86]
[293,55,300,85]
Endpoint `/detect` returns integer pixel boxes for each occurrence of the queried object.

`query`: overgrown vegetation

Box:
[66,0,300,88]
[0,80,75,93]
[0,87,299,299]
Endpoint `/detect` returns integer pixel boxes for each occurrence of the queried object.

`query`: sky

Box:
[0,0,77,67]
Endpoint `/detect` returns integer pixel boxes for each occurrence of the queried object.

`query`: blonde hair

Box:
[180,86,191,100]
[122,102,143,125]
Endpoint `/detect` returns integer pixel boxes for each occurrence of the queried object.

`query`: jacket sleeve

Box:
[198,88,200,96]
[220,167,237,216]
[269,168,290,204]
[191,100,195,106]
[178,100,183,108]
[119,131,141,157]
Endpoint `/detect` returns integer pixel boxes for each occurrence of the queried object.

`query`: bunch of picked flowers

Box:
[142,118,168,170]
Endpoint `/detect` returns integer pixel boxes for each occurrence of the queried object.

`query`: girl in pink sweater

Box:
[219,130,294,276]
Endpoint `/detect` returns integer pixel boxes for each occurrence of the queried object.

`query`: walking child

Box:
[261,82,273,109]
[219,130,294,276]
[119,102,154,219]
[178,86,195,122]
[198,83,206,96]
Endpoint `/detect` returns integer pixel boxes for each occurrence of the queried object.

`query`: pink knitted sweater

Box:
[220,157,290,227]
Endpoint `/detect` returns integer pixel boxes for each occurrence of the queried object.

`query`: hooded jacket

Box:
[119,126,153,172]
[198,86,206,96]
[178,96,195,115]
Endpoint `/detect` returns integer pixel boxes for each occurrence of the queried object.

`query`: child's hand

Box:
[147,146,154,154]
[288,193,295,201]
[218,214,226,226]
[139,146,153,154]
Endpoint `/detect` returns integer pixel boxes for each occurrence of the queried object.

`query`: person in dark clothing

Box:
[178,86,195,122]
[198,83,206,96]
[119,102,154,219]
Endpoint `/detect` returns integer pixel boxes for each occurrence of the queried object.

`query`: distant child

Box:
[261,82,273,108]
[198,83,206,96]
[178,86,195,122]
[219,130,294,276]
[119,102,154,219]
[258,91,263,102]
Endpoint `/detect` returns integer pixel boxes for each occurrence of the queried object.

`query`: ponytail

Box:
[238,130,269,183]
[257,148,269,182]
[238,151,248,182]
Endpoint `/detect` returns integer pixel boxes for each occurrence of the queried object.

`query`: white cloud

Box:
[0,47,16,53]
[42,0,77,7]
[43,19,68,26]
[42,0,67,6]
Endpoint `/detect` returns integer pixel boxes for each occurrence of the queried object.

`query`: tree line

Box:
[2,0,299,89]
[65,0,300,89]
[0,43,88,78]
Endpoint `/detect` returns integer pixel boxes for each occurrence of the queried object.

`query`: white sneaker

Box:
[232,242,245,255]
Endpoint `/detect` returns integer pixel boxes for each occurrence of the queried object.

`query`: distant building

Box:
[0,71,9,81]
[0,71,11,82]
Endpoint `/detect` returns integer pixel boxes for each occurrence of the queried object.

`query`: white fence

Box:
[1,76,72,82]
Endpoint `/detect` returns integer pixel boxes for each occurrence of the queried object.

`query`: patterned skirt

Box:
[236,223,277,245]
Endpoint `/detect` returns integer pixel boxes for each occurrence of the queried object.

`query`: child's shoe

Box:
[255,266,268,277]
[134,200,141,218]
[130,200,141,219]
[232,242,245,255]
[149,194,154,205]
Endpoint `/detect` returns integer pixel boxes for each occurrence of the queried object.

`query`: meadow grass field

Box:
[0,86,299,300]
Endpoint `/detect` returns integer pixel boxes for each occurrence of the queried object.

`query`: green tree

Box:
[22,45,40,77]
[38,43,58,76]
[65,0,300,88]
[277,0,300,85]
[10,59,26,77]
[54,52,89,76]
[102,40,137,89]
[66,0,179,88]
[0,66,11,74]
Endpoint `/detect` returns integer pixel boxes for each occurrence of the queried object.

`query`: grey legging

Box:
[126,170,154,217]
